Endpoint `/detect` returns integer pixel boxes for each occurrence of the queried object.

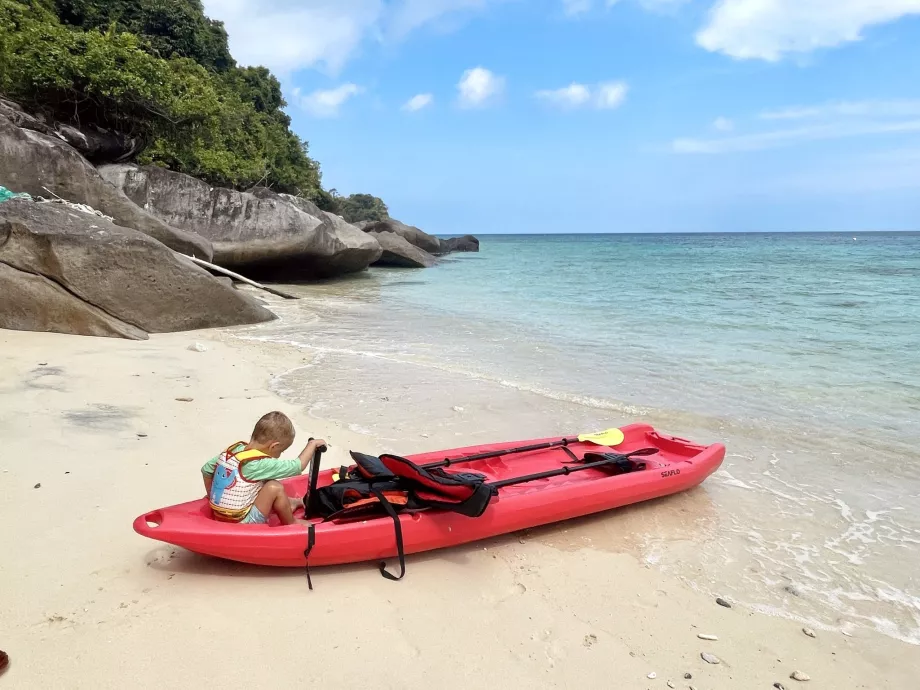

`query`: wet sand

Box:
[1,326,917,688]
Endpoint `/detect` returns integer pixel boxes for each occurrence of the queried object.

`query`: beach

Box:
[2,316,918,689]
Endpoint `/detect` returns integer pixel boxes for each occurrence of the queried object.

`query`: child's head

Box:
[249,411,295,458]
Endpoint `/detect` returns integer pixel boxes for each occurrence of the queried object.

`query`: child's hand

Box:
[311,438,327,449]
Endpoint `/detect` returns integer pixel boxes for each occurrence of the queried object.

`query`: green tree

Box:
[0,0,365,204]
[336,194,390,223]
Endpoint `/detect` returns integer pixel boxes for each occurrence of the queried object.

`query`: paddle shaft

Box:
[488,449,657,490]
[422,437,579,470]
[305,443,327,518]
[489,457,623,490]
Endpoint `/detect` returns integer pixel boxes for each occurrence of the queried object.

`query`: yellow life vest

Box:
[209,443,271,522]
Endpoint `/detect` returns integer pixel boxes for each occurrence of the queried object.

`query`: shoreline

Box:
[2,325,917,688]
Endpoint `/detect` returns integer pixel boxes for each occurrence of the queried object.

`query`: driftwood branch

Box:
[181,254,299,300]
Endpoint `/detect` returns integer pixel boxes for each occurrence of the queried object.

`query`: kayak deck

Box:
[134,423,725,568]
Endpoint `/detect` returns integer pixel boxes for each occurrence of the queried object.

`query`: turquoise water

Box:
[244,232,920,644]
[389,233,920,449]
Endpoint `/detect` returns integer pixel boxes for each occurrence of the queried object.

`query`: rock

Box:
[647,672,656,679]
[784,584,802,597]
[137,433,148,438]
[0,107,210,258]
[802,627,816,638]
[667,681,674,689]
[716,597,732,608]
[701,652,721,664]
[34,483,41,489]
[774,683,787,690]
[697,634,718,641]
[372,231,437,268]
[175,398,194,403]
[0,97,141,164]
[362,218,441,255]
[439,234,480,253]
[684,673,692,679]
[452,406,465,412]
[0,261,147,340]
[790,671,810,682]
[0,201,273,338]
[99,165,381,279]
[188,343,208,353]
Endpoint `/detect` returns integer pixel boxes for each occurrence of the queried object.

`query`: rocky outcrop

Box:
[280,195,383,277]
[0,200,274,339]
[0,261,147,340]
[0,105,210,259]
[0,98,142,163]
[440,234,480,253]
[362,219,442,255]
[100,164,382,280]
[372,232,438,268]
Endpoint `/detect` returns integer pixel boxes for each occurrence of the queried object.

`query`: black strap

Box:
[303,523,316,590]
[371,488,405,582]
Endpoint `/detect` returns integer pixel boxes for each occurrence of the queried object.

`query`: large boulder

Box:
[439,235,480,253]
[362,219,442,255]
[372,231,437,269]
[280,195,383,277]
[0,98,142,164]
[0,261,147,340]
[0,106,210,259]
[0,200,274,339]
[100,164,382,280]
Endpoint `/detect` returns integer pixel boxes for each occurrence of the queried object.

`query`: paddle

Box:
[421,427,626,470]
[488,448,659,490]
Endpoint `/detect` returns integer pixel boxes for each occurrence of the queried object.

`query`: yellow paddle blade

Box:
[577,428,625,447]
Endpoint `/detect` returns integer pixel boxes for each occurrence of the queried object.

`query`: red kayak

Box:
[134,423,724,570]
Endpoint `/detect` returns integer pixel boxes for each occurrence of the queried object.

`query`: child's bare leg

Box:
[252,481,296,525]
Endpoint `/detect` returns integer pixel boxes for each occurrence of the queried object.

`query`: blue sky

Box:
[202,1,920,233]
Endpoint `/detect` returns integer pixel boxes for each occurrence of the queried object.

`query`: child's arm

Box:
[201,457,218,497]
[296,438,327,471]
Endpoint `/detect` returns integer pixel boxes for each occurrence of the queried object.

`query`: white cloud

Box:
[299,83,364,117]
[203,0,508,75]
[761,99,920,120]
[403,93,434,111]
[672,119,920,154]
[534,81,629,110]
[696,0,920,62]
[596,81,629,109]
[458,67,505,108]
[536,83,592,107]
[203,0,383,74]
[535,81,628,110]
[563,0,593,16]
[712,116,734,131]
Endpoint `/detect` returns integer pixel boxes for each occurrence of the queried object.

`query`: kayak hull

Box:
[133,423,724,568]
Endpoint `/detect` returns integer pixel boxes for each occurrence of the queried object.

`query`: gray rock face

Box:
[100,164,382,279]
[0,98,141,163]
[440,234,480,253]
[362,219,442,255]
[0,200,274,338]
[0,261,147,340]
[0,109,210,259]
[372,231,438,268]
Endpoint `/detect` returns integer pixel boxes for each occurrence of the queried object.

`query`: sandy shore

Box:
[1,326,916,689]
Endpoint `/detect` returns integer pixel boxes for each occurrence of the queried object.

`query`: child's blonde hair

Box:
[251,411,295,446]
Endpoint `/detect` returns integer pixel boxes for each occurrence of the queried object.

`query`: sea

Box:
[234,232,920,645]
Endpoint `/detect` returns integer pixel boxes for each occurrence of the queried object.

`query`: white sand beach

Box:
[1,326,917,689]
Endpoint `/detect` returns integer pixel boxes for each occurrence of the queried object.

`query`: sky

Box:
[201,0,920,234]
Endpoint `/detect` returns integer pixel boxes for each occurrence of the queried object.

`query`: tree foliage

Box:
[0,0,323,197]
[334,193,390,223]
